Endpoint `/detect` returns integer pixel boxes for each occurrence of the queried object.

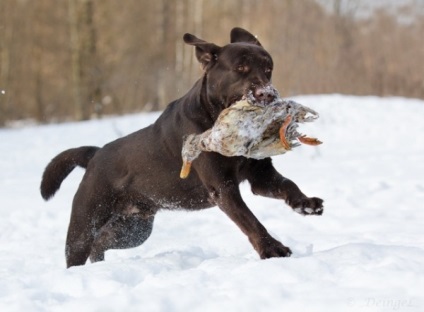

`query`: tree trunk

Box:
[189,0,203,84]
[0,1,13,126]
[68,0,101,121]
[175,0,185,96]
[80,0,102,119]
[68,0,84,120]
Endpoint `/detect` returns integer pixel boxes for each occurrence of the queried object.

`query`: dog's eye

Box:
[236,65,249,73]
[265,68,272,74]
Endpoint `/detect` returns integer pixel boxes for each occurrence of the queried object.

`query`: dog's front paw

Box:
[290,196,324,216]
[254,236,292,259]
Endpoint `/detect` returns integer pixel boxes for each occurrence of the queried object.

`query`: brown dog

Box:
[41,28,323,268]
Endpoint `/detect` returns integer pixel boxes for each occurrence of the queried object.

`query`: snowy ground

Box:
[0,94,423,312]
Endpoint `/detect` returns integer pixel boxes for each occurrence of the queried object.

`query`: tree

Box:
[68,0,102,121]
[0,0,13,126]
[0,0,423,127]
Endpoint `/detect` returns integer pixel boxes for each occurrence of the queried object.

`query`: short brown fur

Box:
[40,28,323,267]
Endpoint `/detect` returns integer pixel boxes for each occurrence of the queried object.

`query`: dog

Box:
[40,28,324,268]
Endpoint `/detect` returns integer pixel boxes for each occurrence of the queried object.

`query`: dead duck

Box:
[180,97,322,178]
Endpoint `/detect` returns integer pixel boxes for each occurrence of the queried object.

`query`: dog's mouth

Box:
[227,94,244,108]
[227,85,280,109]
[244,85,280,107]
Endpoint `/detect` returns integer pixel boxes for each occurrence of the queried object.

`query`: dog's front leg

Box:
[210,179,292,259]
[245,159,324,216]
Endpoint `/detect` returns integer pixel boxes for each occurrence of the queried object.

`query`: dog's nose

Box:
[254,86,277,104]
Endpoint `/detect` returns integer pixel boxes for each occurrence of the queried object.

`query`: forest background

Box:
[0,0,423,126]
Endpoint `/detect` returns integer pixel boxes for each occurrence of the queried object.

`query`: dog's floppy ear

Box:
[230,27,262,46]
[184,33,221,70]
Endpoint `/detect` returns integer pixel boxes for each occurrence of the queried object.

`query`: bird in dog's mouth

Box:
[180,94,322,179]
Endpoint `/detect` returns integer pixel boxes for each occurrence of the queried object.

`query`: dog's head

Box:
[184,28,277,114]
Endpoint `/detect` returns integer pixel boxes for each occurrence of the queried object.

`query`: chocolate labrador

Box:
[40,27,323,268]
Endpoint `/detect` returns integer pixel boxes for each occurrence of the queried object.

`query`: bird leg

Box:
[279,115,292,150]
[297,135,322,146]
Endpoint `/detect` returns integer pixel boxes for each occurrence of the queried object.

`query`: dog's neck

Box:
[180,75,223,127]
[199,74,223,122]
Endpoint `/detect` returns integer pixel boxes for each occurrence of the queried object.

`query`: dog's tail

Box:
[40,146,100,200]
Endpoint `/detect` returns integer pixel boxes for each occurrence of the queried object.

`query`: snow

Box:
[1,94,423,311]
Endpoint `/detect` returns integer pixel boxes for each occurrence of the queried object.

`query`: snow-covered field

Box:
[0,94,423,312]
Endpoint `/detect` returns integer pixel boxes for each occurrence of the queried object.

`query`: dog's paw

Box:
[255,237,292,259]
[290,197,324,216]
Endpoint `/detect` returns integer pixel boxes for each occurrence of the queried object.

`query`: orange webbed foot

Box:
[279,115,292,150]
[297,135,322,146]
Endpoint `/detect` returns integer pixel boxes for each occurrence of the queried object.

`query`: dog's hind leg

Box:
[65,230,95,268]
[65,209,106,268]
[65,211,98,268]
[89,212,155,263]
[65,180,113,268]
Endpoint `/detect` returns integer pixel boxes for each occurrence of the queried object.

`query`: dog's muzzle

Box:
[252,85,279,106]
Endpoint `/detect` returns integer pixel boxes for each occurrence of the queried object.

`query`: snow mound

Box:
[0,95,423,311]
